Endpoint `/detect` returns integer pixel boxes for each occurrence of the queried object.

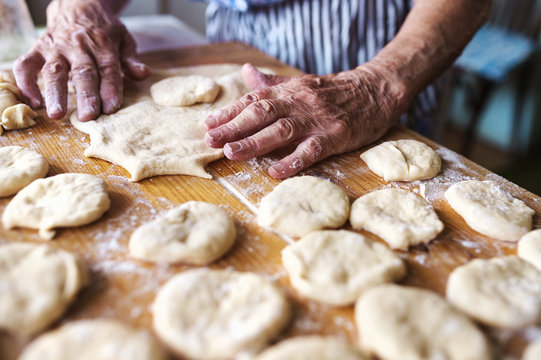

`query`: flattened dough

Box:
[0,146,48,197]
[258,176,350,237]
[1,103,37,132]
[19,319,167,360]
[152,268,290,360]
[355,285,490,360]
[129,201,236,264]
[151,75,220,106]
[0,243,87,337]
[349,188,444,250]
[2,173,110,239]
[281,230,405,306]
[446,256,541,328]
[518,229,541,270]
[445,180,534,241]
[360,139,441,181]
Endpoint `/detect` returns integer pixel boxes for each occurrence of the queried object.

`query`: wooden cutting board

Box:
[1,42,539,359]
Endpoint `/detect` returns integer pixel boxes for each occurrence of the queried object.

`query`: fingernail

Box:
[48,103,63,118]
[206,130,221,143]
[226,142,241,154]
[269,163,285,176]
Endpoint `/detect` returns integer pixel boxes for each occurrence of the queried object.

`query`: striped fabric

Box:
[208,0,287,12]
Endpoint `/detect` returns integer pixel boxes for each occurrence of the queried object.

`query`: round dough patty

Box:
[0,243,87,337]
[355,285,490,360]
[349,188,444,250]
[281,230,405,306]
[152,268,290,359]
[0,146,48,197]
[518,229,541,270]
[257,176,350,238]
[150,75,221,106]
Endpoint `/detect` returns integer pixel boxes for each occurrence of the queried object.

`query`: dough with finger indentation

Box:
[0,146,48,197]
[151,75,221,107]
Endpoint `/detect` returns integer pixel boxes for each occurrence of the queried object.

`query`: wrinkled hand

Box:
[13,0,149,121]
[204,63,408,179]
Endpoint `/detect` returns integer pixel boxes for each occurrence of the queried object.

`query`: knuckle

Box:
[224,121,241,137]
[43,60,68,75]
[242,137,261,153]
[248,99,276,118]
[275,118,296,140]
[72,63,98,80]
[302,137,325,160]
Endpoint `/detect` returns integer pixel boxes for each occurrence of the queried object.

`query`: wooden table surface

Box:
[1,42,540,360]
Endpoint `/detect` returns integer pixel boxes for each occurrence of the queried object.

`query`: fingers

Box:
[241,63,289,90]
[42,54,69,119]
[13,51,45,109]
[94,33,123,114]
[120,31,149,80]
[69,51,101,122]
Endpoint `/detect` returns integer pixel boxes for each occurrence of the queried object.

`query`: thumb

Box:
[241,63,289,90]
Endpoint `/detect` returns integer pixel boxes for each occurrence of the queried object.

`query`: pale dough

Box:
[349,188,444,250]
[281,230,405,306]
[152,268,290,360]
[1,103,37,134]
[445,180,534,241]
[129,201,236,264]
[360,139,441,181]
[2,173,110,239]
[446,256,541,328]
[0,243,87,337]
[0,145,48,197]
[254,336,368,360]
[518,229,541,270]
[0,81,19,116]
[151,75,221,106]
[355,284,491,360]
[19,319,167,360]
[258,176,350,238]
[523,341,541,360]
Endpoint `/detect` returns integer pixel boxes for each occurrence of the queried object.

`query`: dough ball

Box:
[1,103,37,131]
[0,81,20,115]
[151,75,221,106]
[152,268,290,359]
[355,284,491,360]
[258,176,350,238]
[446,256,541,328]
[0,146,49,197]
[360,139,441,181]
[349,188,444,250]
[0,243,87,337]
[523,341,541,360]
[2,173,110,239]
[445,180,534,241]
[129,201,236,265]
[254,336,368,360]
[19,319,167,360]
[281,230,405,306]
[518,229,541,270]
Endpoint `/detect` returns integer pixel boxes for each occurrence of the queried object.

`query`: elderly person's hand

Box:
[13,0,148,121]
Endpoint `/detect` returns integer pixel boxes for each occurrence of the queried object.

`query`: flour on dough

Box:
[19,319,167,360]
[360,139,441,181]
[518,229,541,270]
[2,173,110,239]
[129,201,236,264]
[0,146,48,197]
[446,256,541,328]
[355,285,491,360]
[281,230,405,306]
[151,75,221,107]
[0,243,87,337]
[258,176,350,238]
[1,103,37,133]
[152,268,290,359]
[445,180,534,241]
[349,188,444,250]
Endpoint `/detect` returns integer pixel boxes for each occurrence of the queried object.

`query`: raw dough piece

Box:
[523,341,541,360]
[518,229,541,270]
[258,176,350,238]
[151,75,221,106]
[445,180,534,241]
[281,230,405,306]
[0,145,48,197]
[152,268,290,360]
[355,284,491,360]
[0,81,19,115]
[360,139,441,181]
[446,256,541,328]
[19,319,167,360]
[2,173,110,239]
[0,243,87,337]
[1,103,37,133]
[254,336,368,360]
[349,188,444,250]
[129,201,236,264]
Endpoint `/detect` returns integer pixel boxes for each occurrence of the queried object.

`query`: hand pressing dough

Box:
[360,139,441,181]
[129,201,236,264]
[523,341,541,360]
[152,268,290,360]
[1,103,37,134]
[151,75,221,106]
[19,319,167,360]
[2,173,110,239]
[446,256,541,328]
[518,229,541,270]
[445,180,534,241]
[355,285,491,360]
[0,243,87,337]
[349,188,444,250]
[258,176,350,238]
[0,146,48,197]
[281,230,405,306]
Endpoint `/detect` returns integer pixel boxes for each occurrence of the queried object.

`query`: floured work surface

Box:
[0,43,540,359]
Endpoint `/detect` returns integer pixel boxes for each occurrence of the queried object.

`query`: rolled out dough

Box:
[151,75,221,106]
[0,146,48,197]
[518,229,541,270]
